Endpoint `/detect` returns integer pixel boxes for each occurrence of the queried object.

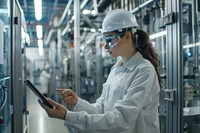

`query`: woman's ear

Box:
[125,31,131,40]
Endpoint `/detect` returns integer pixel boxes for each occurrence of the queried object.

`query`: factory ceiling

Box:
[17,0,113,47]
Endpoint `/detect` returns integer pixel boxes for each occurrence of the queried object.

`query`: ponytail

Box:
[133,29,161,86]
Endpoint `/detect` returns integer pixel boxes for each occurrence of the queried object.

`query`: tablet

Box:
[24,80,54,109]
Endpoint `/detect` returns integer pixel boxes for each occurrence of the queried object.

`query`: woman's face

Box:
[104,32,133,57]
[103,32,126,57]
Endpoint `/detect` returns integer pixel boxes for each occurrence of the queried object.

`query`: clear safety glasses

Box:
[102,32,125,48]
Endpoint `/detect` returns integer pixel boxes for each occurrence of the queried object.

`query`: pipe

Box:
[58,0,73,26]
[193,0,199,68]
[61,0,88,36]
[121,0,125,9]
[98,0,113,12]
[46,0,72,42]
[0,85,7,110]
[0,76,10,82]
[44,28,56,45]
[50,0,58,22]
[74,0,81,96]
[62,24,70,36]
[93,0,98,14]
[131,0,155,14]
[81,0,89,9]
[80,13,98,29]
[0,90,7,110]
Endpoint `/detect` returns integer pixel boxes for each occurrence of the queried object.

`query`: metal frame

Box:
[11,0,26,133]
[166,0,183,133]
[74,0,81,96]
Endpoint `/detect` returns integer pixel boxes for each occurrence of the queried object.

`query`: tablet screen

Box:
[24,80,54,108]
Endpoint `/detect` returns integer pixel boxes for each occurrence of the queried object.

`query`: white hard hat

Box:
[102,9,139,33]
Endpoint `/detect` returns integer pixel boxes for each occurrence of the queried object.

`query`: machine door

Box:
[0,0,12,133]
[11,0,27,133]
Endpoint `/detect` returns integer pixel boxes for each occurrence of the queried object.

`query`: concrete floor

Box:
[26,85,70,133]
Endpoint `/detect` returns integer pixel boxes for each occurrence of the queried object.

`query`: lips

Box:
[105,49,111,54]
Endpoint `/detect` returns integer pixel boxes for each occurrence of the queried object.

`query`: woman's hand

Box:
[56,89,78,106]
[38,98,67,120]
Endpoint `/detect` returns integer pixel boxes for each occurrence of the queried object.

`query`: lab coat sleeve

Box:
[73,86,107,114]
[73,97,104,114]
[64,67,159,132]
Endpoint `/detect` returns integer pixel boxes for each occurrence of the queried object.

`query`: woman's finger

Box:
[62,91,72,98]
[56,88,65,92]
[38,99,53,111]
[57,89,71,97]
[63,96,73,103]
[47,98,64,109]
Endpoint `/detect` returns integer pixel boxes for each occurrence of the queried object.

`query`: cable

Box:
[0,84,7,110]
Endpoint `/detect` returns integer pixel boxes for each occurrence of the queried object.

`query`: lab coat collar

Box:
[115,52,143,71]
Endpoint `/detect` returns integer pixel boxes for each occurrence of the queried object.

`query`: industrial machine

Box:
[1,0,200,133]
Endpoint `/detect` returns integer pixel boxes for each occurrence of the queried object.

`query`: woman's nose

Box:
[102,43,110,49]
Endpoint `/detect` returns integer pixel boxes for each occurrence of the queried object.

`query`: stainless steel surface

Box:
[184,107,200,116]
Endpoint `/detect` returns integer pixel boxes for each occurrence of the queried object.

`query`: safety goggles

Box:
[102,32,125,48]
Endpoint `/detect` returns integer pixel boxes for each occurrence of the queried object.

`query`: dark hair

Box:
[113,28,161,86]
[133,29,161,86]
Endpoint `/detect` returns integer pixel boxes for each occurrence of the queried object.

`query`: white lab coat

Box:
[65,52,160,133]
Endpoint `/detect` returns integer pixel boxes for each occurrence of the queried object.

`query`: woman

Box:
[39,9,161,133]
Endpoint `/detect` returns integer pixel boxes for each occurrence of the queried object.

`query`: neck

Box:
[121,49,137,64]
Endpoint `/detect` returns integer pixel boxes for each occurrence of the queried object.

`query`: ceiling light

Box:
[149,30,167,40]
[82,9,90,15]
[34,0,42,21]
[36,25,43,39]
[38,39,43,47]
[90,28,96,32]
[91,10,97,16]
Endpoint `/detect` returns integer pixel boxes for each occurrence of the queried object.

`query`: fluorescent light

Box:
[183,42,200,49]
[38,39,43,56]
[149,30,167,40]
[34,0,42,21]
[38,39,43,47]
[36,25,43,39]
[90,28,96,32]
[83,9,90,15]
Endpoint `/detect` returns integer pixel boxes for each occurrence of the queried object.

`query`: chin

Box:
[110,54,118,58]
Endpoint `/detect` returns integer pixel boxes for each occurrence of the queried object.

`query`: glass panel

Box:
[0,0,11,133]
[182,0,200,133]
[145,3,167,133]
[152,34,167,133]
[0,0,10,78]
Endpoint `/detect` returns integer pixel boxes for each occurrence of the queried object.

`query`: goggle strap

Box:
[132,28,137,34]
